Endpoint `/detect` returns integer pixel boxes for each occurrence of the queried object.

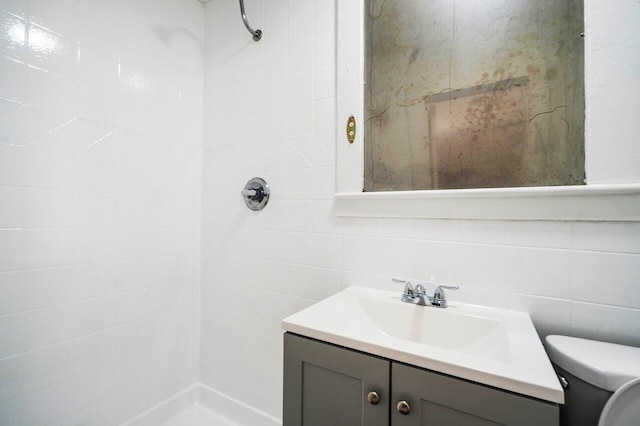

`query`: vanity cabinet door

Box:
[391,362,558,426]
[283,333,390,426]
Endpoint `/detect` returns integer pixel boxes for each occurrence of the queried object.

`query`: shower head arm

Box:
[239,0,262,42]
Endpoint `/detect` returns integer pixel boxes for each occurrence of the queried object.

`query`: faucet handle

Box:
[392,278,414,300]
[433,285,459,307]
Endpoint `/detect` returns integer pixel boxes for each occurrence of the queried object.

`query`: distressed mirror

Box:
[363,0,585,191]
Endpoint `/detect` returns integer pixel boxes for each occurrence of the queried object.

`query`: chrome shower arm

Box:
[239,0,262,42]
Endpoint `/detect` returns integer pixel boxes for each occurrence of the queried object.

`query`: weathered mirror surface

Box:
[364,0,585,191]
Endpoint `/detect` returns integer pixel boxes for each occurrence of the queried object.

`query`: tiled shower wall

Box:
[201,0,640,420]
[0,0,203,424]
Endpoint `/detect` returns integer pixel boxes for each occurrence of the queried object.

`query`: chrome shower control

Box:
[241,177,270,211]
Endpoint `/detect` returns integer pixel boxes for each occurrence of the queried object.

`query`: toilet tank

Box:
[545,335,640,426]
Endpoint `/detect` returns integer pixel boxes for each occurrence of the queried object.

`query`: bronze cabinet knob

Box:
[367,391,380,405]
[396,400,411,415]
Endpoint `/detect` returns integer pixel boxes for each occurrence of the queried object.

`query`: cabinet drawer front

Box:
[284,333,390,426]
[391,362,558,426]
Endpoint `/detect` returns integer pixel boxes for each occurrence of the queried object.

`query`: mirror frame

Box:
[334,0,640,221]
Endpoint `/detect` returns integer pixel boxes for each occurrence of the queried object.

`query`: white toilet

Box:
[545,335,640,426]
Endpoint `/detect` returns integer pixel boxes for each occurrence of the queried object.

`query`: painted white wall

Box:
[201,0,640,421]
[0,0,203,424]
[585,0,640,183]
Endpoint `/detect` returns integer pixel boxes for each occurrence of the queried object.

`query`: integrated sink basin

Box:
[282,286,563,403]
[346,295,512,362]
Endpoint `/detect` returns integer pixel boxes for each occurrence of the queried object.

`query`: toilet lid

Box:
[598,377,640,426]
[545,335,640,391]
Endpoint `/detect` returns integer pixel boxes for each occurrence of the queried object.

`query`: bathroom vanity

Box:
[282,286,563,425]
[284,333,558,425]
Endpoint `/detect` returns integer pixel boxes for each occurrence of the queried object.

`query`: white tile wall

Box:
[0,0,203,424]
[1,0,639,423]
[201,0,640,421]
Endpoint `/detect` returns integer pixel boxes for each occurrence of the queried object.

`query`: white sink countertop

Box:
[282,286,564,404]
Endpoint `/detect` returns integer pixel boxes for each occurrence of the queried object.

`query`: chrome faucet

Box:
[393,278,459,308]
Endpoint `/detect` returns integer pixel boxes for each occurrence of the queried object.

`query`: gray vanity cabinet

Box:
[283,333,390,426]
[391,363,558,426]
[284,333,559,426]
